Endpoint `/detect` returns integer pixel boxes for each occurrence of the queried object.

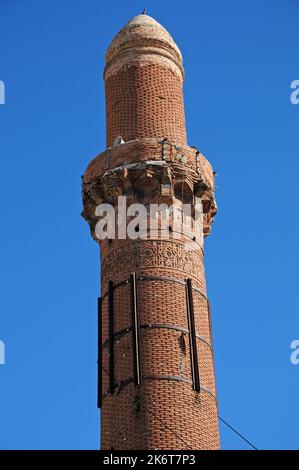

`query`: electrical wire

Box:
[99,378,258,450]
[140,402,193,450]
[141,404,258,450]
[100,370,258,449]
[218,415,258,450]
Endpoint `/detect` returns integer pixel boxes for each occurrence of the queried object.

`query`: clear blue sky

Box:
[0,0,298,450]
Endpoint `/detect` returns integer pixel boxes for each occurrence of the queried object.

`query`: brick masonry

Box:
[82,14,220,450]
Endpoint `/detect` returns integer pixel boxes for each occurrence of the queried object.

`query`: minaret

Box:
[82,14,219,450]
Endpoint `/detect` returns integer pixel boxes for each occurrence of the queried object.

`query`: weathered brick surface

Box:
[84,138,214,189]
[101,383,219,450]
[105,63,186,148]
[82,14,219,450]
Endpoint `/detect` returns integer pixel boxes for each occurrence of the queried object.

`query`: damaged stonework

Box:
[82,137,217,240]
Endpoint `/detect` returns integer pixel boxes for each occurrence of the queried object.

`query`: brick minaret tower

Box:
[82,13,219,450]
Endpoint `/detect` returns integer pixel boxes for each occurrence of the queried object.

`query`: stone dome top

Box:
[105,14,184,78]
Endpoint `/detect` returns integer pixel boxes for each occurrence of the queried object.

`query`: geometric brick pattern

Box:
[105,63,187,148]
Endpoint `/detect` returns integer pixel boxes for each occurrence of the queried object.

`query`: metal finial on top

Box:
[142,8,147,14]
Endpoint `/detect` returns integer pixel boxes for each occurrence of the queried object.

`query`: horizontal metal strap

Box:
[101,322,212,351]
[101,274,207,300]
[101,375,216,401]
[192,285,207,300]
[138,274,186,286]
[139,275,207,300]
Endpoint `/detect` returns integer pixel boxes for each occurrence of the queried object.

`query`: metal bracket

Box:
[161,138,167,160]
[97,297,102,408]
[186,278,201,392]
[104,149,110,171]
[108,281,115,394]
[131,272,142,385]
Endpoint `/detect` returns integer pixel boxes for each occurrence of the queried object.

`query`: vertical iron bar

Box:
[162,138,167,160]
[108,281,114,394]
[186,278,201,392]
[97,296,102,408]
[196,150,199,174]
[131,272,142,385]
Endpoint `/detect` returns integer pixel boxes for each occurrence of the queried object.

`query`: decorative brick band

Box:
[101,239,205,286]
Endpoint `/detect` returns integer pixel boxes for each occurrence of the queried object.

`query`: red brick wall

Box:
[105,63,187,148]
[99,239,219,449]
[82,15,219,450]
